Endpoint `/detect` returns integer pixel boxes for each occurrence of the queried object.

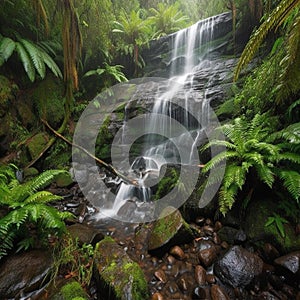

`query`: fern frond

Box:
[201,140,236,152]
[19,38,46,79]
[38,205,66,232]
[223,164,247,190]
[23,191,62,206]
[278,152,300,164]
[234,0,300,81]
[15,41,35,81]
[219,184,238,215]
[0,225,15,259]
[256,164,275,188]
[0,36,15,65]
[279,170,300,201]
[28,170,67,194]
[0,207,29,229]
[38,47,62,78]
[202,151,238,173]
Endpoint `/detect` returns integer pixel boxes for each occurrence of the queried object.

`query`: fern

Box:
[201,113,300,214]
[0,166,73,260]
[279,170,300,201]
[234,0,300,81]
[0,34,62,82]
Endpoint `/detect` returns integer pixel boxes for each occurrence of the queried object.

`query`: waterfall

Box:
[94,14,227,221]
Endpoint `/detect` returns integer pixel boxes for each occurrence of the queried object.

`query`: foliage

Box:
[84,62,128,90]
[52,236,95,288]
[113,9,152,74]
[154,168,179,200]
[265,213,289,238]
[234,0,300,81]
[0,35,62,82]
[0,165,73,260]
[149,2,189,38]
[201,114,300,214]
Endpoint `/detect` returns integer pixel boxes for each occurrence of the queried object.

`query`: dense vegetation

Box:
[0,0,299,297]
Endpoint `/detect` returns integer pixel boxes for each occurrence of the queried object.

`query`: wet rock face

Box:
[214,245,263,288]
[0,250,53,298]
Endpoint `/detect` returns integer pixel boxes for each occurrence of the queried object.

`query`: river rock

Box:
[210,284,230,300]
[274,251,300,274]
[148,206,194,251]
[214,246,263,288]
[93,236,149,300]
[67,223,104,245]
[0,250,52,298]
[198,246,218,267]
[195,265,206,285]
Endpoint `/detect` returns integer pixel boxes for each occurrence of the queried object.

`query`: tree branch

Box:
[41,119,138,186]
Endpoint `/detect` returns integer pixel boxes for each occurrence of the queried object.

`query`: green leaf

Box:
[20,38,45,79]
[15,41,35,82]
[0,37,15,65]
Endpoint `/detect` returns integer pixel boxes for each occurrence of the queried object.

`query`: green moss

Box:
[96,237,149,300]
[32,75,65,127]
[26,132,49,160]
[59,281,88,300]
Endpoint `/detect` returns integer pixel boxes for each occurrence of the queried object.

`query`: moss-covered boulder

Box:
[55,171,74,187]
[26,132,49,160]
[31,75,65,127]
[47,279,89,300]
[0,75,18,117]
[94,236,149,300]
[244,198,300,253]
[148,206,194,251]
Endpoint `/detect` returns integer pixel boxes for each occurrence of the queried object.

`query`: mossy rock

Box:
[0,75,18,117]
[94,236,149,300]
[148,206,193,251]
[23,167,39,179]
[48,279,89,300]
[26,132,49,160]
[31,75,65,127]
[55,171,73,187]
[16,95,36,128]
[244,198,300,253]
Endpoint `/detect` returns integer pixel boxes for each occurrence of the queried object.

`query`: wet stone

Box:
[154,270,167,283]
[210,284,230,300]
[214,246,263,288]
[193,286,208,299]
[170,245,186,260]
[151,292,164,300]
[199,247,218,267]
[0,250,53,299]
[195,265,206,285]
[274,251,300,274]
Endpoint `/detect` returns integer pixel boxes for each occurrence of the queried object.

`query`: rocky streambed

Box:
[0,181,299,300]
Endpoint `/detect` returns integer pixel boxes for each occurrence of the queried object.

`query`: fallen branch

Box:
[41,119,138,186]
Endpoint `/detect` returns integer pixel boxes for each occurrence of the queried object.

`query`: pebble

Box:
[151,292,164,300]
[195,265,206,285]
[214,221,222,231]
[210,284,230,300]
[199,247,217,267]
[154,270,167,283]
[170,246,186,260]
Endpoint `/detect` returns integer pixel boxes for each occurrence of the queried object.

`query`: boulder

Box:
[274,251,300,274]
[214,246,263,288]
[0,250,52,299]
[244,198,300,253]
[93,236,149,300]
[148,206,194,251]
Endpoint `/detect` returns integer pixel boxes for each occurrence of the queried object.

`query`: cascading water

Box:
[95,14,226,220]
